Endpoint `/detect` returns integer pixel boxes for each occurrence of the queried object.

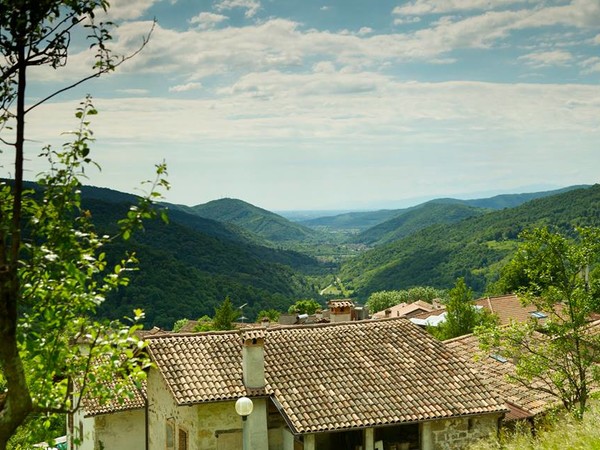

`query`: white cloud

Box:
[320,6,330,11]
[169,82,202,92]
[100,0,159,20]
[27,2,600,91]
[214,0,260,18]
[393,16,421,25]
[518,50,573,67]
[18,77,600,210]
[190,12,228,30]
[581,56,600,74]
[393,0,530,16]
[117,88,150,95]
[312,61,336,73]
[593,34,600,45]
[357,27,373,36]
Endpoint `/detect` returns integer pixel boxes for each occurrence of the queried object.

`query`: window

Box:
[166,420,175,450]
[531,311,548,319]
[178,427,188,450]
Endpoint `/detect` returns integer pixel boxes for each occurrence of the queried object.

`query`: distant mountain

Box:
[434,185,589,210]
[339,185,599,300]
[188,198,325,243]
[352,203,488,245]
[298,185,589,233]
[300,209,402,232]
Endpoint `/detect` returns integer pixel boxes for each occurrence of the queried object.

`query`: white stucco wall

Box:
[69,402,144,450]
[70,406,95,450]
[94,409,145,450]
[147,367,243,450]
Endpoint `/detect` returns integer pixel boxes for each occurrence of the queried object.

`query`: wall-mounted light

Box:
[235,396,254,421]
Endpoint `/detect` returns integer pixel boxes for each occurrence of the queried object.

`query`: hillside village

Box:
[10,184,596,450]
[1,183,597,450]
[68,292,596,450]
[2,2,600,450]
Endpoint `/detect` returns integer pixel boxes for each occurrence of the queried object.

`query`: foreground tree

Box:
[478,227,600,418]
[0,1,158,447]
[430,278,495,340]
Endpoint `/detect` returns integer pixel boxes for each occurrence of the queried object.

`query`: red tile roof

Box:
[474,294,541,325]
[445,333,557,419]
[147,319,507,433]
[372,300,437,319]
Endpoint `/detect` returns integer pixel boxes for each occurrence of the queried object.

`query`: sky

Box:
[6,0,600,211]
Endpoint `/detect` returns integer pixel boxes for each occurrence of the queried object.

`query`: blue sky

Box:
[10,0,600,210]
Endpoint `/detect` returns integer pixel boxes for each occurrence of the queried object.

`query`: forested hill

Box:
[339,185,600,300]
[434,185,589,210]
[188,198,326,243]
[76,193,323,329]
[352,203,488,245]
[296,185,588,232]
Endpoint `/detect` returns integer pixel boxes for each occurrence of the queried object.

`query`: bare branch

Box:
[25,20,155,115]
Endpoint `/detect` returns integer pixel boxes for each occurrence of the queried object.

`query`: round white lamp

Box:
[235,396,254,421]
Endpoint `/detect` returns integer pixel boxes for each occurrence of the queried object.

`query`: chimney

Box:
[242,331,265,389]
[385,309,391,318]
[315,309,323,321]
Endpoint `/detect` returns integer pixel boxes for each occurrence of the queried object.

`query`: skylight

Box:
[531,311,548,319]
[490,354,508,363]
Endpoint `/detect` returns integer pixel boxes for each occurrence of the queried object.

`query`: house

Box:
[444,333,557,422]
[371,300,439,320]
[409,294,557,328]
[473,295,551,325]
[68,375,147,450]
[143,318,506,450]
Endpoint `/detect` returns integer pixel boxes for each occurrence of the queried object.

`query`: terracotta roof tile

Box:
[80,356,147,417]
[147,332,250,404]
[372,300,437,319]
[328,299,354,308]
[473,295,541,325]
[445,333,557,418]
[82,378,146,417]
[147,319,506,432]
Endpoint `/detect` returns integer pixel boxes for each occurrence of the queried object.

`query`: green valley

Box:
[75,183,600,328]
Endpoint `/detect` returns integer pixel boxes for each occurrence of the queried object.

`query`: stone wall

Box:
[428,414,501,450]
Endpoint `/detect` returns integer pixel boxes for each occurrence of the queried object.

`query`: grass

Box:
[470,400,600,450]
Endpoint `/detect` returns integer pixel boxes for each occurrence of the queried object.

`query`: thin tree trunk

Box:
[0,40,32,450]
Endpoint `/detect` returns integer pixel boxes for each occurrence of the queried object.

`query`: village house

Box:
[142,318,504,450]
[68,375,147,449]
[444,333,557,423]
[409,294,556,328]
[371,300,440,320]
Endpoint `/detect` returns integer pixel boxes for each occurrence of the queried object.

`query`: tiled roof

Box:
[445,333,557,419]
[410,294,557,327]
[328,299,354,308]
[147,319,506,433]
[83,380,146,417]
[80,355,147,417]
[474,294,542,325]
[147,331,252,404]
[372,300,438,319]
